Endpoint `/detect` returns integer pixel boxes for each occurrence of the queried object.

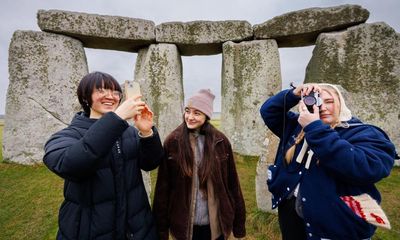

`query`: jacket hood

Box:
[316,83,352,122]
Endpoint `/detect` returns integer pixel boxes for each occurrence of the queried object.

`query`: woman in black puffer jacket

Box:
[43,71,163,240]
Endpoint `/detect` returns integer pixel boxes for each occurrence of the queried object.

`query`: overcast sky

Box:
[1,0,399,114]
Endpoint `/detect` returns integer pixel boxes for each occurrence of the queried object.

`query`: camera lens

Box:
[303,96,316,106]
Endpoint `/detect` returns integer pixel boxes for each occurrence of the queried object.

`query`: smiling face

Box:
[90,88,122,119]
[77,72,122,117]
[184,107,207,130]
[319,88,341,125]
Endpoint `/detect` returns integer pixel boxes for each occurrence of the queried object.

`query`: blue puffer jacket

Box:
[43,112,163,240]
[260,89,396,240]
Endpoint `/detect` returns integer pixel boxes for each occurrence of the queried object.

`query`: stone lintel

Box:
[156,20,253,55]
[37,9,156,52]
[253,4,369,47]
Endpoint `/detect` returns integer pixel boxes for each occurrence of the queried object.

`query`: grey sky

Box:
[1,0,399,114]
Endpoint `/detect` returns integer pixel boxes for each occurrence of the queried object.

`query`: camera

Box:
[303,91,322,113]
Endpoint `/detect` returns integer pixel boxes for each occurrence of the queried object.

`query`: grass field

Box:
[0,124,399,239]
[0,123,3,161]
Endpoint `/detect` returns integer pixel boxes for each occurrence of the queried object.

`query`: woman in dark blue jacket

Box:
[260,83,396,240]
[43,72,163,239]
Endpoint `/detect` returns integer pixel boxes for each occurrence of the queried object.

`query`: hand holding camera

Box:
[293,84,322,112]
[293,84,322,127]
[303,91,322,113]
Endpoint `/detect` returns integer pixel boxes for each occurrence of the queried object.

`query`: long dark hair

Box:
[77,71,122,115]
[177,118,217,191]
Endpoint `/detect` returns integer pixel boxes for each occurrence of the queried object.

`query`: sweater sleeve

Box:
[260,89,301,138]
[304,120,395,184]
[43,112,128,181]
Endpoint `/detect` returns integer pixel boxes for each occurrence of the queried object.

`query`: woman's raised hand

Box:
[114,95,154,136]
[114,95,145,120]
[134,104,154,136]
[293,84,322,97]
[297,98,320,128]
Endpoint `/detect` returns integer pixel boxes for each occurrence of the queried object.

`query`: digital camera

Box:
[303,91,322,113]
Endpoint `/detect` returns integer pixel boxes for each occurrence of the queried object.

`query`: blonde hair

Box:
[284,85,341,164]
[285,130,305,164]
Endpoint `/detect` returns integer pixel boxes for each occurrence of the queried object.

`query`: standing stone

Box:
[305,22,400,151]
[135,44,183,143]
[256,131,279,212]
[395,160,400,167]
[4,30,88,164]
[221,40,281,156]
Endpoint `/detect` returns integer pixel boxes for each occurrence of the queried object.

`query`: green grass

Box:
[0,163,62,239]
[1,123,399,239]
[0,124,3,161]
[375,168,400,239]
[1,158,399,240]
[233,155,281,240]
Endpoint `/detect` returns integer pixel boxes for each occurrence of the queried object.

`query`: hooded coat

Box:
[260,88,396,239]
[43,112,163,240]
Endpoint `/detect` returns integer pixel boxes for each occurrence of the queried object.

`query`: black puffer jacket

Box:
[43,112,163,240]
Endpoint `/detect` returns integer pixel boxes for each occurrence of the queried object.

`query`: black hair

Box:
[77,71,122,115]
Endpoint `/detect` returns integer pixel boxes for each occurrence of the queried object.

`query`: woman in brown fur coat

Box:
[153,89,246,240]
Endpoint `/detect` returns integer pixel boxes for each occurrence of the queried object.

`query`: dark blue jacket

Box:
[260,89,396,239]
[44,112,163,240]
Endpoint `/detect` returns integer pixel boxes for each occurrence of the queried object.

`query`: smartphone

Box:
[124,80,141,99]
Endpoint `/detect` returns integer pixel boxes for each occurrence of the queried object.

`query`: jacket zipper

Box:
[115,140,130,239]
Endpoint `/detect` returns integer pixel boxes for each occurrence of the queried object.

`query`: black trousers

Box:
[192,225,224,240]
[278,198,307,240]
